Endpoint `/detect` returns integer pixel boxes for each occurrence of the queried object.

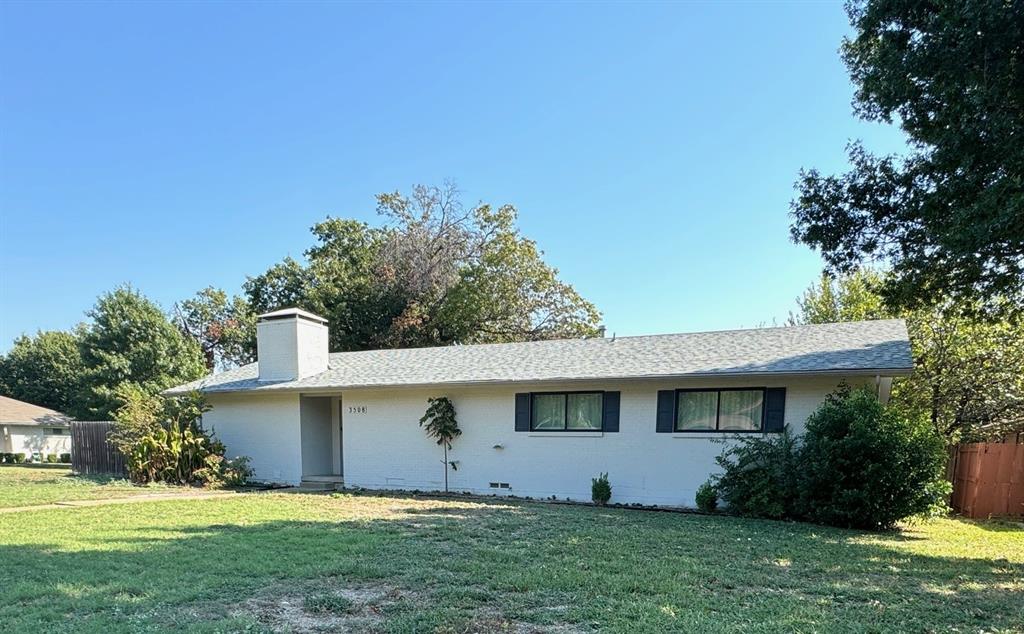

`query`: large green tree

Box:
[245,183,601,351]
[0,329,86,416]
[790,270,1024,442]
[173,287,257,370]
[790,0,1024,313]
[78,286,206,420]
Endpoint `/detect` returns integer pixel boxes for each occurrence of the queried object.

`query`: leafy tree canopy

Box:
[78,286,206,420]
[790,270,1024,441]
[244,183,602,351]
[788,269,890,325]
[0,329,86,416]
[173,287,257,371]
[791,0,1024,314]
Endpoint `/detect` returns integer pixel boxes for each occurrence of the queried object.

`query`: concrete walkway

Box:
[0,490,240,514]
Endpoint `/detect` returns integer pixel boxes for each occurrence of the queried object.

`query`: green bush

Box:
[194,454,253,488]
[111,390,251,487]
[1,453,11,464]
[45,453,58,463]
[14,453,26,464]
[712,386,950,530]
[714,429,802,520]
[799,387,949,530]
[59,453,71,463]
[695,481,718,512]
[591,472,612,505]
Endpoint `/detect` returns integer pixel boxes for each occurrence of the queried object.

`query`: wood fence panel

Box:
[950,441,1024,518]
[70,421,126,476]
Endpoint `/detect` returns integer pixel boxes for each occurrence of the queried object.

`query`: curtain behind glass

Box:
[677,391,718,430]
[532,394,566,430]
[718,390,763,430]
[567,393,603,430]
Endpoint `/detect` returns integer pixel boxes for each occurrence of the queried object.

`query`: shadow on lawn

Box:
[0,496,1019,632]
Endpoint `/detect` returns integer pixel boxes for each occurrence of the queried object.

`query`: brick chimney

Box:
[256,308,329,382]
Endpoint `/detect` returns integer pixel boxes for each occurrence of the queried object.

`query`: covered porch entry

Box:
[299,395,344,490]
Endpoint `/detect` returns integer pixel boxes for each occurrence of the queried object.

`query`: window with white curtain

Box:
[531,392,603,431]
[676,389,764,432]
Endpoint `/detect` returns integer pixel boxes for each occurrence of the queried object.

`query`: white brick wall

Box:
[202,392,303,484]
[341,376,868,507]
[201,375,874,506]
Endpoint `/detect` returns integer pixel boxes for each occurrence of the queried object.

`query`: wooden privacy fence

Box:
[70,421,126,476]
[949,440,1024,518]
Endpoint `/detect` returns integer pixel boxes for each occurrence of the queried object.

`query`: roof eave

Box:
[168,366,914,397]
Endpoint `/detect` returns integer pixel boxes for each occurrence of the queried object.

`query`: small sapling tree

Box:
[419,396,461,492]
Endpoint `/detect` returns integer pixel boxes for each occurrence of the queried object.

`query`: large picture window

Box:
[675,389,764,432]
[531,392,603,431]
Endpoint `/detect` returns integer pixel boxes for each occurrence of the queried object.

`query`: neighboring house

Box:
[0,395,72,457]
[167,308,913,507]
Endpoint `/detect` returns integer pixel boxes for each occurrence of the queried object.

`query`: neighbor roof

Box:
[0,395,71,426]
[166,319,913,396]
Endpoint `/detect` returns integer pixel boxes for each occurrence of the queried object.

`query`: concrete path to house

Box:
[0,490,242,514]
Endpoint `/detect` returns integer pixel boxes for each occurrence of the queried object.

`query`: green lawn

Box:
[0,483,1020,633]
[0,465,179,508]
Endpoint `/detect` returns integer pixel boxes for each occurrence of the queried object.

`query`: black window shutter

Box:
[656,390,675,433]
[602,391,620,432]
[763,388,786,432]
[514,393,531,432]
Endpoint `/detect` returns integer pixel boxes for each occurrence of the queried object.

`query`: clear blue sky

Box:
[0,2,908,351]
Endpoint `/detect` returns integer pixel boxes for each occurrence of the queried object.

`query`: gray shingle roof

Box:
[166,319,913,395]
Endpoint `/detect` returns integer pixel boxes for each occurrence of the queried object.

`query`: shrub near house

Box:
[111,389,251,487]
[713,386,949,529]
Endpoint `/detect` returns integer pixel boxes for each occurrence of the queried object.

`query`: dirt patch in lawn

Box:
[238,583,402,633]
[235,581,584,633]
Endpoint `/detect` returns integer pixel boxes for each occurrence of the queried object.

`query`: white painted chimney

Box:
[256,308,329,382]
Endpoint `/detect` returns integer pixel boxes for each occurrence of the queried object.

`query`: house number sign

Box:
[347,406,367,414]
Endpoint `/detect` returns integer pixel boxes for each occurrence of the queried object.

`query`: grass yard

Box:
[0,485,1021,633]
[0,465,179,508]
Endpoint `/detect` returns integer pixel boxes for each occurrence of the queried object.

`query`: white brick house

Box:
[167,309,912,507]
[0,396,72,458]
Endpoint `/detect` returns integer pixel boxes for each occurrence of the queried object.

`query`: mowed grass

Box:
[0,488,1021,633]
[0,465,173,508]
